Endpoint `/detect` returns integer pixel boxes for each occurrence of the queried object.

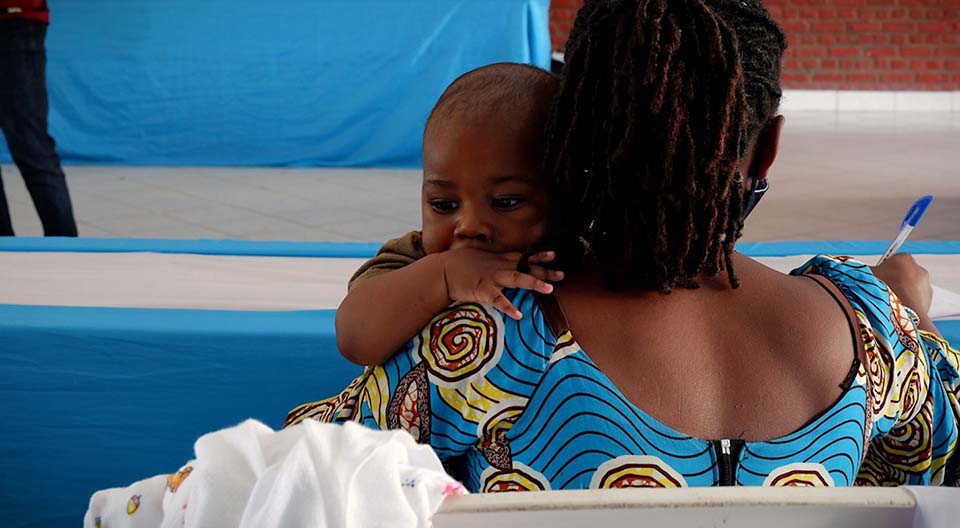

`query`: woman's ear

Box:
[751,115,785,181]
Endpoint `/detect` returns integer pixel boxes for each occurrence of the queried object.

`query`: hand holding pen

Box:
[876,195,934,265]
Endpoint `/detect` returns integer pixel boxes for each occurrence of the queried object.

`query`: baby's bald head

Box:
[424,63,560,144]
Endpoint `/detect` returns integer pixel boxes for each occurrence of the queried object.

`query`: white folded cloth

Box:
[84,420,466,528]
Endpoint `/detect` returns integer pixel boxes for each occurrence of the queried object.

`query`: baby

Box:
[336,63,564,365]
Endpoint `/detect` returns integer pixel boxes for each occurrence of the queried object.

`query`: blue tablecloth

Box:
[0,0,550,168]
[3,238,960,527]
[1,305,356,527]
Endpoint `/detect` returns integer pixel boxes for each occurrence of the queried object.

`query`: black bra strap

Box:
[534,292,571,337]
[804,274,865,390]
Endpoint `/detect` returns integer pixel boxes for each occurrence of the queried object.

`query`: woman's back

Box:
[555,253,858,442]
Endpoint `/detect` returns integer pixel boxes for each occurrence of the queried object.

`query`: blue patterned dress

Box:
[287,256,960,490]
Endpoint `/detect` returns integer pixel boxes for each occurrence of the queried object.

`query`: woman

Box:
[289,0,959,489]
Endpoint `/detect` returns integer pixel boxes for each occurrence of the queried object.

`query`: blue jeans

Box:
[0,19,77,236]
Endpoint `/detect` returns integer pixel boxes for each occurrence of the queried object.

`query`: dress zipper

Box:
[714,438,743,486]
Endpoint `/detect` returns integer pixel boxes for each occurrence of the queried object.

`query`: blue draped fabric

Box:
[0,0,551,168]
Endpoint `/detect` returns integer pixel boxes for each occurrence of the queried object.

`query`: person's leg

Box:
[0,20,77,237]
[0,165,13,235]
[0,22,18,236]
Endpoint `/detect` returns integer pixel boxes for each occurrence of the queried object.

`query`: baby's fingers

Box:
[526,251,556,264]
[526,264,565,283]
[488,290,523,320]
[495,270,554,295]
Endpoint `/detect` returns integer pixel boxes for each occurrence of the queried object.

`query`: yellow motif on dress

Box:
[437,379,518,425]
[361,365,392,428]
[590,456,688,488]
[481,463,550,492]
[764,463,835,487]
[415,303,505,387]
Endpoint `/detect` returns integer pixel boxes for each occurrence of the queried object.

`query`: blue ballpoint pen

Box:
[877,195,934,265]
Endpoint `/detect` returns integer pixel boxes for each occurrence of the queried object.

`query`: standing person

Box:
[0,0,77,236]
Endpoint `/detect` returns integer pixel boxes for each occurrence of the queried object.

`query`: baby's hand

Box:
[440,249,564,320]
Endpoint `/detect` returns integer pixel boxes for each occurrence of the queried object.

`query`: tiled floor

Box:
[745,111,960,241]
[3,111,959,242]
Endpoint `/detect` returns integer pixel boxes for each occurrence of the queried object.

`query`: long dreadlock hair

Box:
[545,0,786,292]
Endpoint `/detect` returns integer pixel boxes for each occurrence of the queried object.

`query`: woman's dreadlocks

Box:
[545,0,786,292]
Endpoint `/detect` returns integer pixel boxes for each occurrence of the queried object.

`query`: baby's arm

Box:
[337,243,561,366]
[337,252,452,365]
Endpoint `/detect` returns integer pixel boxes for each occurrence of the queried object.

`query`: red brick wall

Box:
[549,0,582,52]
[548,0,960,90]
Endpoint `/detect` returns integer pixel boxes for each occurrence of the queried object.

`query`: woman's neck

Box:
[564,252,754,295]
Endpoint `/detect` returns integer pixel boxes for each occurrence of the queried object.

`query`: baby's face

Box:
[420,119,550,255]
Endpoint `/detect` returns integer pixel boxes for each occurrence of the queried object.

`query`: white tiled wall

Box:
[781,90,960,112]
